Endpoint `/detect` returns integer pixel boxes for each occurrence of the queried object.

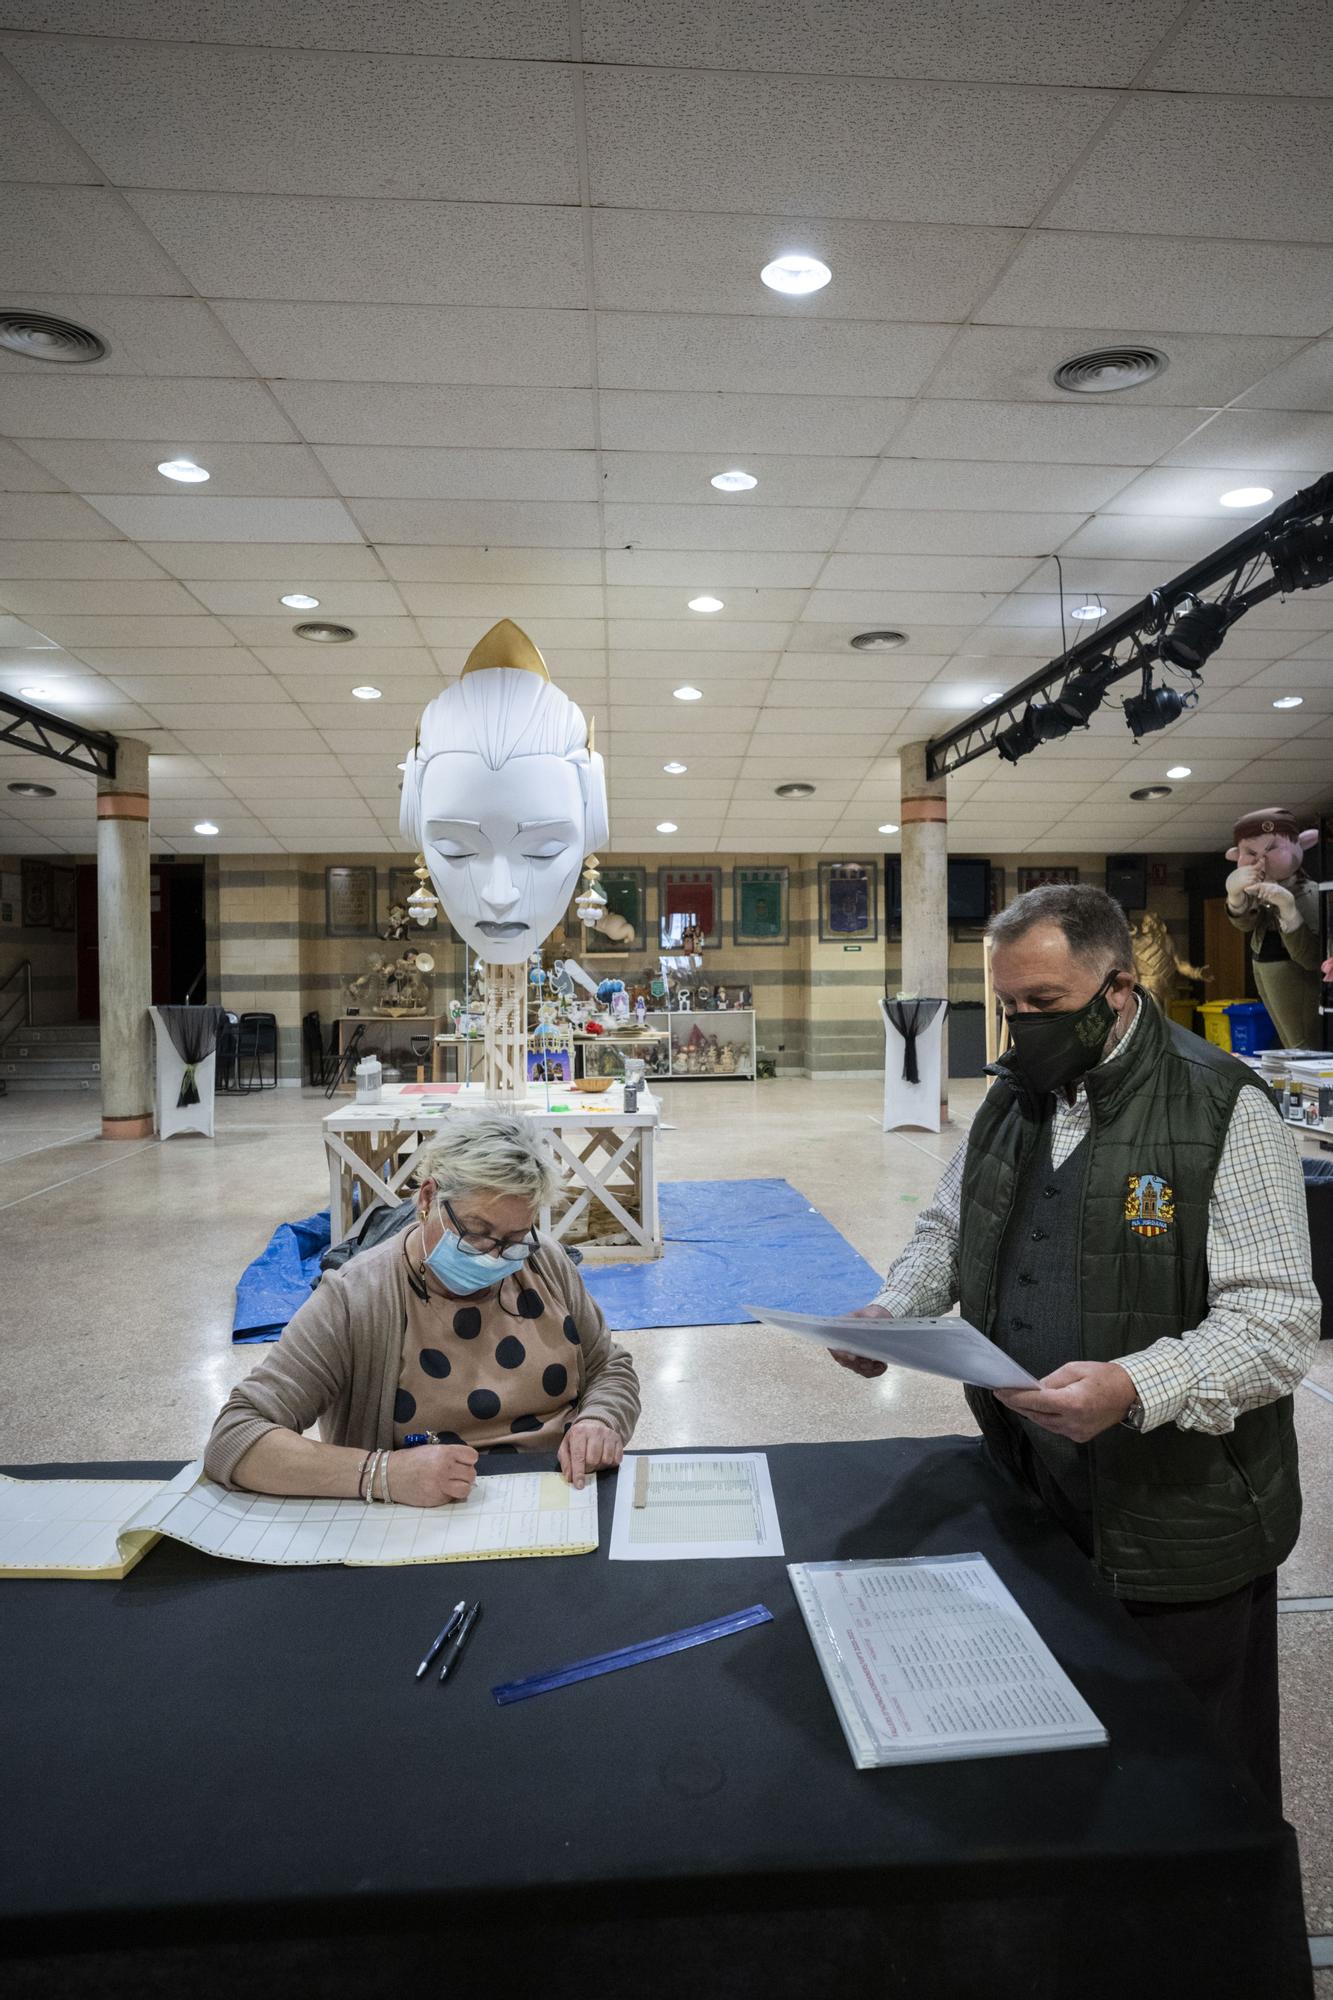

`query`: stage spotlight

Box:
[996,709,1042,763]
[1267,517,1333,593]
[1161,597,1231,670]
[1124,670,1196,740]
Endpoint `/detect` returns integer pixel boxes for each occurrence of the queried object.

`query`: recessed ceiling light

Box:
[281,592,320,610]
[878,822,900,835]
[157,458,209,483]
[775,782,816,799]
[295,620,356,643]
[1130,785,1173,802]
[1220,486,1274,509]
[1166,765,1192,779]
[850,629,908,652]
[761,254,831,296]
[8,780,55,798]
[656,821,678,833]
[663,760,688,774]
[193,820,219,836]
[687,594,724,614]
[351,685,382,700]
[19,685,53,699]
[710,470,757,492]
[983,690,1004,703]
[1272,694,1303,709]
[673,685,703,701]
[1071,598,1106,621]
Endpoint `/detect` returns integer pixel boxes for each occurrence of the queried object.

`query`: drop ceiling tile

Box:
[977,230,1333,337]
[220,615,415,649]
[604,587,803,622]
[0,376,297,444]
[215,301,590,386]
[389,582,601,621]
[607,653,774,683]
[804,591,1002,625]
[606,755,743,780]
[1057,514,1242,562]
[1238,341,1333,413]
[140,542,388,583]
[599,452,870,509]
[603,502,842,553]
[609,702,759,732]
[126,190,586,306]
[1101,467,1320,515]
[0,184,187,294]
[61,647,249,679]
[585,69,1115,223]
[1164,411,1333,471]
[417,615,604,651]
[32,615,231,649]
[584,1,1182,84]
[597,313,951,398]
[853,461,1135,514]
[603,395,913,463]
[825,514,1089,563]
[606,550,822,590]
[18,439,339,499]
[0,297,253,383]
[312,446,599,504]
[346,499,599,548]
[929,325,1303,408]
[185,580,407,618]
[147,704,314,735]
[0,541,166,580]
[83,496,364,544]
[10,0,567,59]
[1046,95,1333,244]
[269,674,443,706]
[0,580,203,617]
[6,40,579,202]
[890,399,1203,466]
[608,619,792,653]
[108,676,291,707]
[0,441,68,495]
[784,622,974,655]
[0,495,120,541]
[1143,2,1332,95]
[200,753,343,776]
[271,382,595,449]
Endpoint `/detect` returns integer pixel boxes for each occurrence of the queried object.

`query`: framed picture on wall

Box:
[579,865,647,956]
[21,858,52,929]
[387,865,437,933]
[659,867,722,951]
[734,865,789,946]
[1,870,21,928]
[819,860,878,944]
[1018,866,1079,893]
[325,865,375,937]
[50,866,76,933]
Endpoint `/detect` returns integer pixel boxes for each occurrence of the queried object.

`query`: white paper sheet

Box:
[746,1305,1039,1390]
[790,1555,1107,1768]
[609,1452,784,1561]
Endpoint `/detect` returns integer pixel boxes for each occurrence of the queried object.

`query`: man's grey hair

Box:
[988,883,1133,975]
[414,1111,558,1209]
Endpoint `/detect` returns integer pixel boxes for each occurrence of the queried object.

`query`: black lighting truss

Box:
[924,471,1333,781]
[0,691,118,780]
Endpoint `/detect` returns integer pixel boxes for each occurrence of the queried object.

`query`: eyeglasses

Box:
[439,1195,537,1259]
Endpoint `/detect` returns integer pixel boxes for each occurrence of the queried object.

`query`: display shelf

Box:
[648,1006,756,1080]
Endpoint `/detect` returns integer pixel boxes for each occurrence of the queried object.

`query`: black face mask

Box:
[1005,973,1119,1096]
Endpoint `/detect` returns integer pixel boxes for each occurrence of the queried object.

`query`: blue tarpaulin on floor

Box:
[581,1178,881,1331]
[232,1208,330,1342]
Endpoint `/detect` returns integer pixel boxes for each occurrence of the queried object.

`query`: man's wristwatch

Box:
[1121,1397,1146,1433]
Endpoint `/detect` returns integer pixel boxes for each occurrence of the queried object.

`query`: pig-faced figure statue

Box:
[1224,807,1322,1048]
[399,621,609,966]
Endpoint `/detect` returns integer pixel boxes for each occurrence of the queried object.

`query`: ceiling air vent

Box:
[775,782,816,799]
[849,629,908,652]
[1052,347,1167,394]
[0,310,107,363]
[294,621,356,643]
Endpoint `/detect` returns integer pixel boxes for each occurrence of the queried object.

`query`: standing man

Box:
[837,885,1318,1806]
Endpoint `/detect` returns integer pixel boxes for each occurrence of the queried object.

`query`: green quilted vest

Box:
[958,993,1301,1602]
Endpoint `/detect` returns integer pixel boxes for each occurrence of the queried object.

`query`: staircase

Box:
[0,1023,101,1093]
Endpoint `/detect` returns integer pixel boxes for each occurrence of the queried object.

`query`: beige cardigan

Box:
[205,1234,641,1488]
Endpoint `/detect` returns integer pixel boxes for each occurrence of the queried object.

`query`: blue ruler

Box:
[491,1602,773,1706]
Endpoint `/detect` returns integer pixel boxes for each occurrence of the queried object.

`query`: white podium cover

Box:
[880,998,947,1134]
[150,1006,217,1140]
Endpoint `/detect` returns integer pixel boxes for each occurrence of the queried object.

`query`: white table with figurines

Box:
[322,1080,662,1260]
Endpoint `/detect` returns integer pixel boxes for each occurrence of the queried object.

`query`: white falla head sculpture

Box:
[399,620,609,965]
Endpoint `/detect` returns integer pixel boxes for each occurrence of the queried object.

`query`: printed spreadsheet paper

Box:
[0,1462,598,1579]
[789,1554,1107,1769]
[609,1452,784,1560]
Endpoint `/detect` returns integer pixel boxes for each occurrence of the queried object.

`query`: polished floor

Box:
[2,1074,1331,1973]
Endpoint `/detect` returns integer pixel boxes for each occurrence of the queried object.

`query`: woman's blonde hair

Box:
[414,1111,558,1210]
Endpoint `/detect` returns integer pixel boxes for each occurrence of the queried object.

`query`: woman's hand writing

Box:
[559,1418,623,1489]
[388,1443,478,1507]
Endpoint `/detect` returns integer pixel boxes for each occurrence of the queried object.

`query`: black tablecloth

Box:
[0,1438,1312,2000]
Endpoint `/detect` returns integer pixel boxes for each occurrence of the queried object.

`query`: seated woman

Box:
[205,1111,639,1507]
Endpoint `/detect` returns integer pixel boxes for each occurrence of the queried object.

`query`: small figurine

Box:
[382,901,412,942]
[715,983,727,1010]
[634,995,647,1029]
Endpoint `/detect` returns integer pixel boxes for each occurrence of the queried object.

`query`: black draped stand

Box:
[154,1004,228,1107]
[0,1438,1312,2000]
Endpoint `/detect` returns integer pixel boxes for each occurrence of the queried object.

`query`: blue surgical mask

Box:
[422,1205,531,1295]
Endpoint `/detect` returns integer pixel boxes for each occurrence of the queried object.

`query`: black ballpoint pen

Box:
[438,1601,481,1683]
[416,1600,465,1679]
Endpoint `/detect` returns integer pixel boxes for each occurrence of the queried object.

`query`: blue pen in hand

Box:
[416,1599,466,1679]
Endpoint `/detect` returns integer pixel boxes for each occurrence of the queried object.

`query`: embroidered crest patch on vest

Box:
[1124,1172,1174,1237]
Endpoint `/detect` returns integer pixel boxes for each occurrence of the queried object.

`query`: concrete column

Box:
[898,740,950,1109]
[96,737,153,1138]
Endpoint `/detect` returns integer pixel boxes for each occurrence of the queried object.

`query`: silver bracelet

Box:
[381,1449,393,1505]
[363,1448,382,1505]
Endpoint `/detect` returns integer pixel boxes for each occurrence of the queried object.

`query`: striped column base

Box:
[102,1113,154,1140]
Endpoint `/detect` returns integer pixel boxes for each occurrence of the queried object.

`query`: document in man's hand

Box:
[790,1555,1107,1769]
[746,1304,1039,1390]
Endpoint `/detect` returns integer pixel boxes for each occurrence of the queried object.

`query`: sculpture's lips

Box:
[476,920,528,938]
